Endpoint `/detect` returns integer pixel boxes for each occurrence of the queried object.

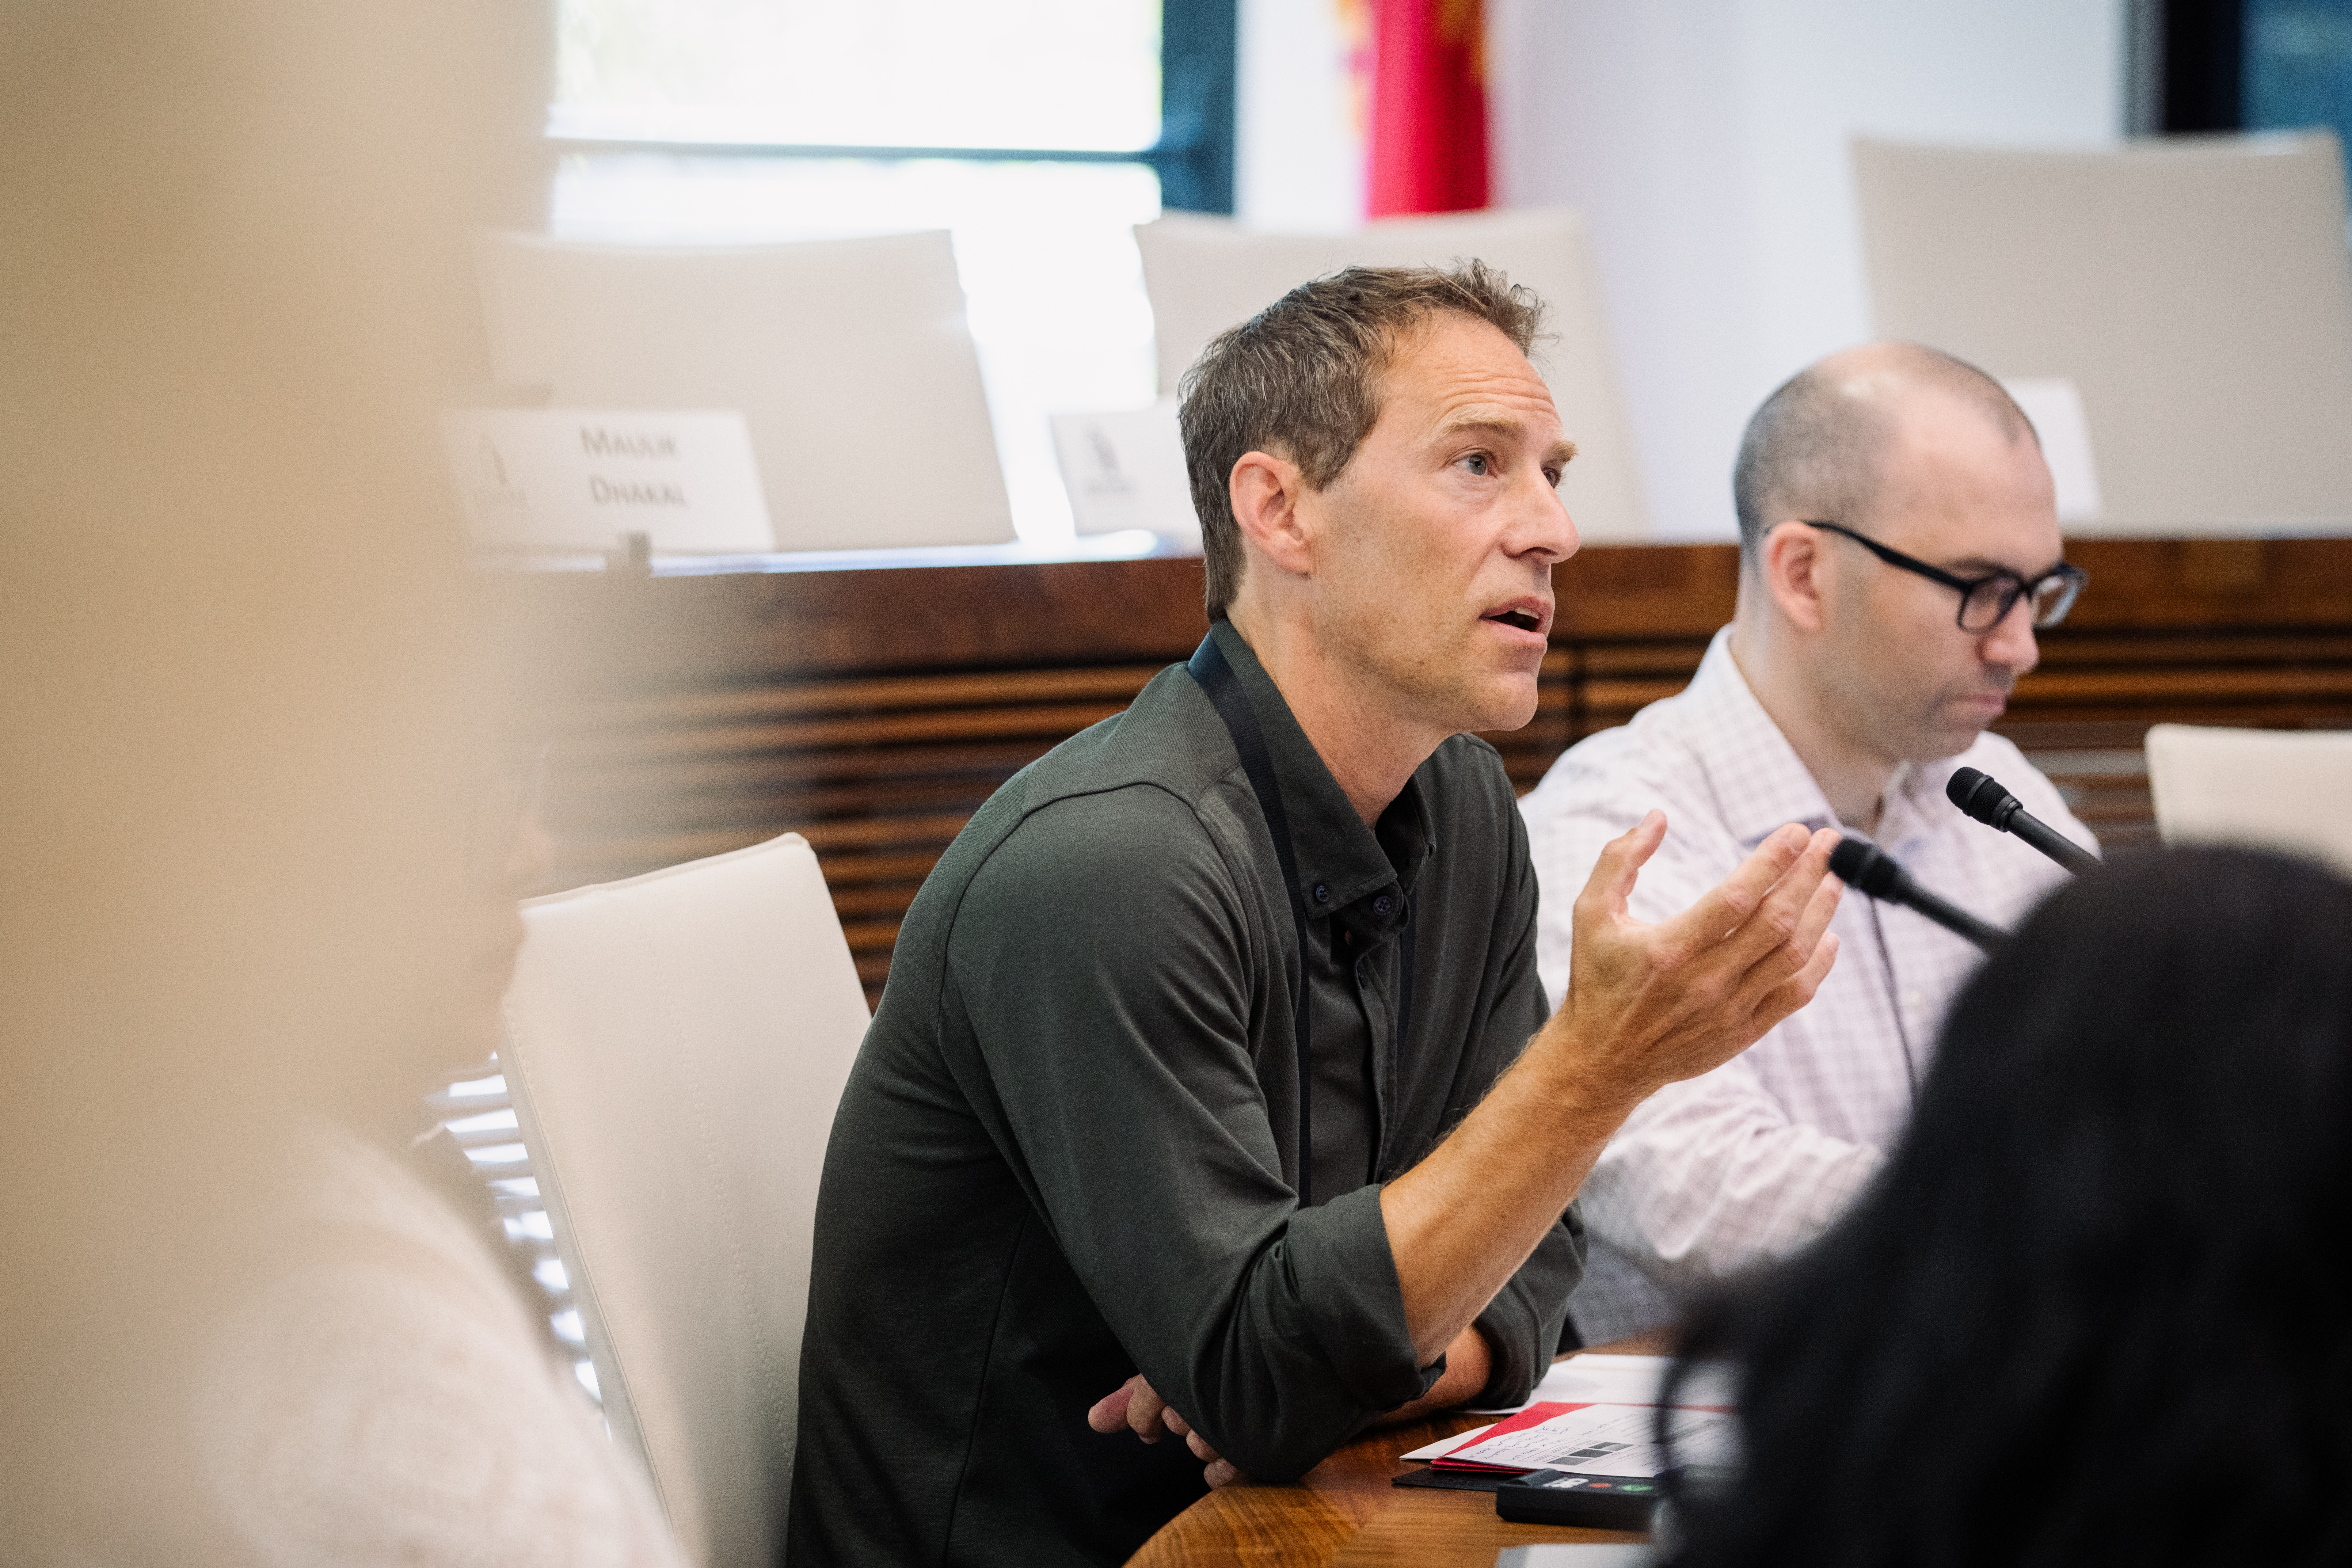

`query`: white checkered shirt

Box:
[1519,627,2095,1342]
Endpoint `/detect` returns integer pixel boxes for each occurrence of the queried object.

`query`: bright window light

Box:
[555,0,1161,151]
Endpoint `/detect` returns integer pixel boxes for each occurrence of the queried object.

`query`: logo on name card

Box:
[467,433,527,510]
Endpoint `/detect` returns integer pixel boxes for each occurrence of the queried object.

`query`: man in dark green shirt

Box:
[790,264,1845,1567]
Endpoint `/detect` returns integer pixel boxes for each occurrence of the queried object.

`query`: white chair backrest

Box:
[2145,724,2352,876]
[1854,134,2352,533]
[1133,208,1650,541]
[474,229,1012,553]
[500,833,870,1568]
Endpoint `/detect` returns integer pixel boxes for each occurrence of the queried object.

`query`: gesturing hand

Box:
[1548,812,1843,1106]
[1086,1374,1241,1488]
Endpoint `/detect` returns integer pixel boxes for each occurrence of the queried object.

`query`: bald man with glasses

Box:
[1519,342,2098,1344]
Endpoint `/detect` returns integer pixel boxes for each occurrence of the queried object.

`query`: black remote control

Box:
[1493,1468,1663,1531]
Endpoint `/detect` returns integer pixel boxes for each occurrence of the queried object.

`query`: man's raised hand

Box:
[1547,812,1843,1108]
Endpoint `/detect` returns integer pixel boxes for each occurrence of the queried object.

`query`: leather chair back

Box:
[1856,134,2352,535]
[474,228,1011,553]
[2146,723,2352,877]
[501,833,870,1568]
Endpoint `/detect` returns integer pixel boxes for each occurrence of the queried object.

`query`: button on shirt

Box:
[1518,627,2093,1344]
[791,620,1580,1568]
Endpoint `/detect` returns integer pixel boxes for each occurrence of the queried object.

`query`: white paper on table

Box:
[1466,1353,1675,1415]
[1399,1423,1493,1462]
[1446,1402,1735,1477]
[2001,377,2105,524]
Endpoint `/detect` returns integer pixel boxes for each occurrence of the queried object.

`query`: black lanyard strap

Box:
[1187,632,1318,1207]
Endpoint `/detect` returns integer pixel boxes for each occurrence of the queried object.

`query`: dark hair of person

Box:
[1730,342,2038,562]
[1177,260,1548,619]
[1660,847,2352,1568]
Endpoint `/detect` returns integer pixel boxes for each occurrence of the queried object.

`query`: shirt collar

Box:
[1677,627,1841,848]
[1208,620,1431,929]
[1878,748,1982,856]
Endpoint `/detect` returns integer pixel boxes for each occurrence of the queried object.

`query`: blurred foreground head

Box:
[0,0,546,1552]
[1665,847,2352,1566]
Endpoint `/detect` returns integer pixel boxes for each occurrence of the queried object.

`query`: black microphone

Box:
[1829,838,2007,954]
[1946,767,2101,878]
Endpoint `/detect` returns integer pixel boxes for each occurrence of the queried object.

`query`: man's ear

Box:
[1758,520,1830,635]
[1228,450,1315,579]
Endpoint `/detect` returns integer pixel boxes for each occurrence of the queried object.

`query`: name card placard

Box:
[442,408,776,553]
[1049,399,1201,549]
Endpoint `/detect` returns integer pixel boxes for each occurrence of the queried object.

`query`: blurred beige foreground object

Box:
[1855,134,2352,535]
[500,834,871,1568]
[0,2,683,1564]
[2145,725,2352,877]
[1134,208,1651,542]
[473,229,1015,553]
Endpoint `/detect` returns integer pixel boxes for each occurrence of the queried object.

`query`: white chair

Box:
[1854,133,2352,534]
[474,229,1013,552]
[2145,724,2352,876]
[1132,208,1651,541]
[499,833,871,1568]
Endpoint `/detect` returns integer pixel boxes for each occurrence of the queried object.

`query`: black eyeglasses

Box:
[1797,520,2087,633]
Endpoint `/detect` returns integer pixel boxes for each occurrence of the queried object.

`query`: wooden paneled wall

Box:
[494,537,2352,1007]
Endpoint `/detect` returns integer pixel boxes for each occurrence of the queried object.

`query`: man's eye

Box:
[1543,467,1562,489]
[1462,452,1491,476]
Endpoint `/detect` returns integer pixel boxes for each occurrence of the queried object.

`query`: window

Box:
[2139,0,2352,215]
[544,0,1235,545]
[2244,0,2352,178]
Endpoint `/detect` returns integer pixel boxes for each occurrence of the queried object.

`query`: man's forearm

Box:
[1380,1041,1633,1362]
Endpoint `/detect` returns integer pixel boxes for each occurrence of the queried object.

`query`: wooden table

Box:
[1128,1341,1669,1567]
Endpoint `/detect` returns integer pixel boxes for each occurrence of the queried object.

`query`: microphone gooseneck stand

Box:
[1828,838,2008,954]
[1946,766,2102,878]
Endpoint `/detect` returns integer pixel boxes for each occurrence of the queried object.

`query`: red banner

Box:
[1353,0,1489,216]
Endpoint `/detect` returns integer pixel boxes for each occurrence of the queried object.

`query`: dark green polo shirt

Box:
[789,620,1583,1568]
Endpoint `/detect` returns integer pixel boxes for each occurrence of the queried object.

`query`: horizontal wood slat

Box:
[504,539,2352,1007]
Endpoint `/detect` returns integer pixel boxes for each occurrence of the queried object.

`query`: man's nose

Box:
[1981,593,2040,676]
[1511,473,1580,564]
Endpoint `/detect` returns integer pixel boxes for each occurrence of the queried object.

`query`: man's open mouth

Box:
[1486,609,1543,632]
